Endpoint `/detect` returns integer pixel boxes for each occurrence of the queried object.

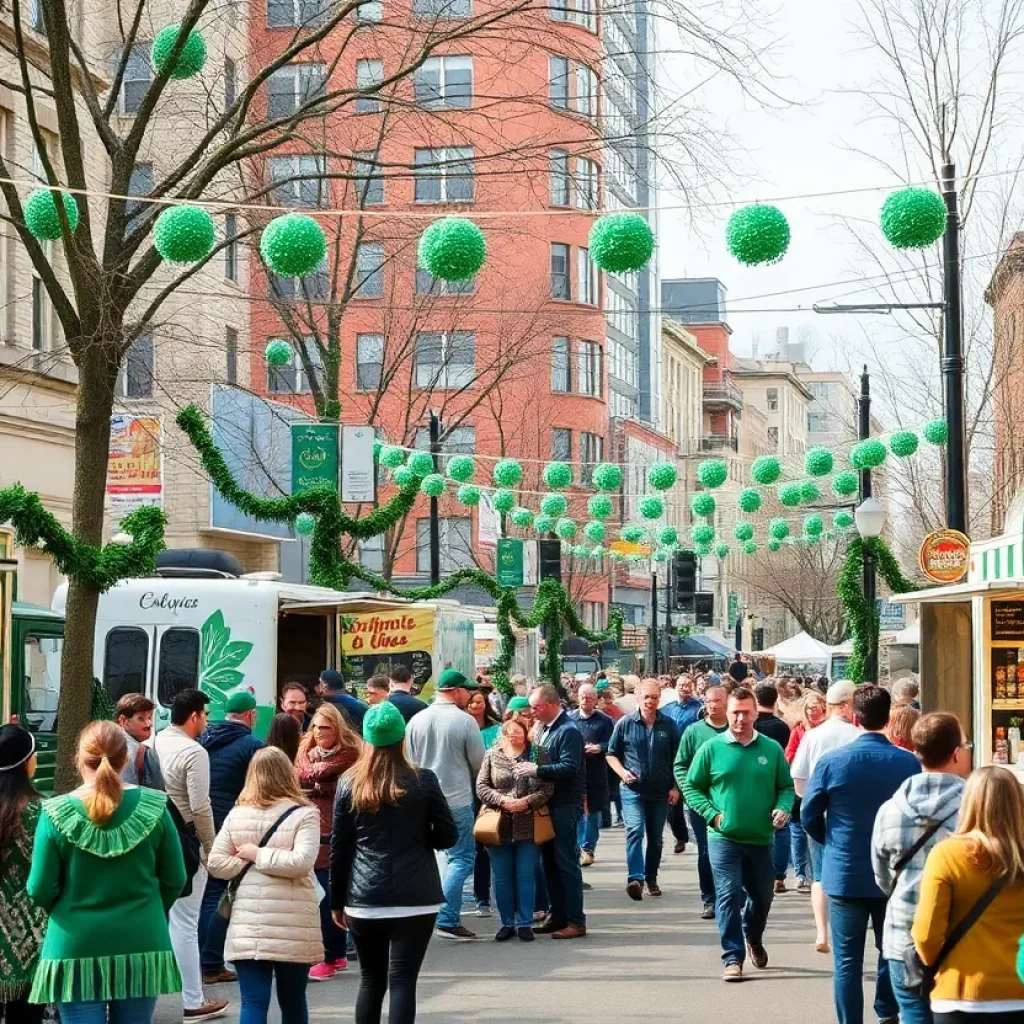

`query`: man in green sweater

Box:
[673,684,729,919]
[683,686,795,983]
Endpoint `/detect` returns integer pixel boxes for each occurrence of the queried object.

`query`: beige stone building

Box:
[732,360,812,463]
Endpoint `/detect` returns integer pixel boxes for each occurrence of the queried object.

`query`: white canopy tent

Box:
[759,630,833,665]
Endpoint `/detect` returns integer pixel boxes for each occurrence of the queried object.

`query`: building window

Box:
[32,276,50,351]
[551,335,571,392]
[28,0,46,33]
[574,157,598,209]
[413,425,475,459]
[580,431,603,485]
[355,59,384,112]
[359,535,384,571]
[416,268,474,295]
[357,0,383,20]
[267,0,330,28]
[225,327,238,384]
[269,155,328,207]
[224,57,237,107]
[413,147,474,203]
[267,64,327,118]
[414,331,475,388]
[354,243,384,297]
[550,150,570,206]
[353,152,384,206]
[118,335,154,399]
[356,333,384,389]
[767,425,779,447]
[414,55,472,108]
[126,163,154,227]
[577,340,602,397]
[766,387,778,412]
[574,65,597,118]
[412,0,470,17]
[416,518,473,572]
[224,213,238,282]
[551,427,572,462]
[551,0,596,29]
[577,247,598,305]
[267,337,322,393]
[116,45,151,115]
[270,258,329,301]
[550,242,570,299]
[549,56,570,109]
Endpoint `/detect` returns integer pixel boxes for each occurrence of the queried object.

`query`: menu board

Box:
[992,602,1024,641]
[346,649,433,690]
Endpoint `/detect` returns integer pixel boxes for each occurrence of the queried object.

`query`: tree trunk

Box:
[55,342,119,791]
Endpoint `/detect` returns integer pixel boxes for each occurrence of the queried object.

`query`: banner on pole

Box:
[341,425,376,503]
[107,414,163,516]
[496,538,524,587]
[291,422,339,495]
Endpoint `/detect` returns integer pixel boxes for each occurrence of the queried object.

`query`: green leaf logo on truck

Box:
[200,609,254,704]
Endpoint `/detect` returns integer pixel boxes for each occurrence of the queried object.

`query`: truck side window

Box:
[158,628,200,706]
[104,628,149,703]
[22,635,62,733]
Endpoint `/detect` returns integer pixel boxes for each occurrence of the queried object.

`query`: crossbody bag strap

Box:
[930,875,1009,975]
[230,804,302,890]
[891,819,946,886]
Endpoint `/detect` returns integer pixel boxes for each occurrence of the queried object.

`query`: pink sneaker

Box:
[332,958,348,972]
[308,962,336,981]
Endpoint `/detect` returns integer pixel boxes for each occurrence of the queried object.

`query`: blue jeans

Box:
[808,835,824,882]
[773,827,790,881]
[888,958,933,1024]
[789,817,810,883]
[199,875,229,972]
[707,838,775,965]
[540,802,585,927]
[438,803,477,929]
[829,896,898,1024]
[488,841,539,928]
[57,998,157,1024]
[315,867,348,962]
[687,808,715,904]
[577,810,602,853]
[620,789,669,884]
[235,959,309,1024]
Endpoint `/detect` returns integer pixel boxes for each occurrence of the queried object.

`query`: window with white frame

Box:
[416,267,474,295]
[413,0,470,15]
[270,257,329,301]
[357,0,383,20]
[359,535,384,571]
[354,243,384,297]
[551,335,571,392]
[267,64,327,118]
[577,247,598,305]
[356,333,384,389]
[416,517,473,572]
[767,425,779,446]
[225,327,238,384]
[267,336,322,393]
[224,57,237,107]
[413,425,475,459]
[605,287,637,342]
[414,56,472,108]
[766,387,779,412]
[353,152,384,206]
[117,335,154,398]
[549,150,570,206]
[551,0,596,30]
[414,331,475,388]
[580,431,603,484]
[551,427,571,462]
[355,59,384,112]
[413,148,473,202]
[114,45,151,114]
[28,0,46,32]
[267,0,331,27]
[577,340,602,397]
[549,56,569,109]
[551,243,570,299]
[574,65,597,118]
[574,157,599,209]
[268,155,328,207]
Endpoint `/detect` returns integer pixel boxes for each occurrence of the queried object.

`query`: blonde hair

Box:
[952,766,1024,883]
[238,748,311,808]
[298,702,362,761]
[802,690,826,727]
[345,743,414,814]
[76,721,128,825]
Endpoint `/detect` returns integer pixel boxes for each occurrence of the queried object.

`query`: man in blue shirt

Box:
[319,669,368,734]
[802,685,919,1024]
[662,675,703,853]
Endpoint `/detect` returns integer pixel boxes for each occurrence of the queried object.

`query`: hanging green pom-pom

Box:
[555,517,577,539]
[260,213,327,277]
[373,440,383,461]
[769,518,790,541]
[804,513,824,536]
[737,488,762,514]
[889,430,919,458]
[692,523,715,546]
[493,458,523,487]
[493,489,516,514]
[152,24,208,79]
[457,484,480,506]
[715,542,730,559]
[691,493,716,518]
[418,217,486,281]
[650,549,665,562]
[379,445,405,469]
[153,205,215,263]
[767,539,782,553]
[805,446,833,477]
[833,510,854,530]
[510,507,533,527]
[923,419,948,445]
[588,494,613,520]
[640,496,664,520]
[832,471,859,497]
[393,467,416,489]
[534,514,555,533]
[421,473,445,497]
[695,542,714,557]
[743,541,759,555]
[407,451,435,477]
[590,546,606,560]
[446,455,475,482]
[23,188,80,240]
[265,339,292,367]
[621,524,645,543]
[588,212,655,273]
[659,526,679,545]
[800,480,821,504]
[609,550,623,562]
[295,512,316,536]
[752,455,782,485]
[544,461,573,489]
[850,438,887,469]
[778,483,801,507]
[697,459,728,489]
[541,493,568,517]
[585,521,605,543]
[648,462,677,491]
[726,204,791,266]
[879,188,946,250]
[592,463,623,492]
[734,521,754,542]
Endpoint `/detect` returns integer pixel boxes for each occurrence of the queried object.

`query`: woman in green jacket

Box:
[27,720,186,1024]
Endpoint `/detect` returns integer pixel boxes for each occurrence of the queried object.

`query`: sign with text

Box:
[991,601,1024,642]
[478,490,500,547]
[107,414,162,516]
[341,425,375,503]
[877,599,906,632]
[496,538,524,587]
[919,529,970,584]
[291,423,339,495]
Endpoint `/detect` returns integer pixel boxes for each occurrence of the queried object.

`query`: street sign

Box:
[340,425,374,503]
[291,422,339,495]
[496,538,524,587]
[876,599,906,631]
[610,539,652,557]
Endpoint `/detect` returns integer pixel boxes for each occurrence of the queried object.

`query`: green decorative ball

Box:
[804,532,820,545]
[590,546,606,560]
[621,524,645,543]
[153,204,215,263]
[379,445,405,468]
[800,480,821,504]
[588,494,613,520]
[295,512,316,536]
[804,513,824,536]
[588,212,655,273]
[692,523,715,546]
[695,542,714,557]
[650,549,666,562]
[889,430,919,458]
[585,520,605,543]
[510,507,533,527]
[767,539,782,553]
[265,339,292,367]
[850,439,887,470]
[805,446,833,477]
[639,496,664,520]
[879,188,946,250]
[697,459,728,489]
[648,462,677,491]
[752,456,781,485]
[691,493,716,518]
[734,522,754,542]
[493,489,516,514]
[726,204,791,266]
[593,463,623,492]
[923,418,948,445]
[393,467,416,489]
[457,484,480,505]
[555,517,577,539]
[833,510,854,530]
[418,217,486,281]
[778,483,802,507]
[534,514,555,534]
[421,473,446,497]
[541,493,568,517]
[659,526,679,545]
[832,471,859,497]
[609,551,623,562]
[407,451,435,477]
[23,188,79,240]
[544,461,573,489]
[743,541,759,555]
[715,542,730,559]
[373,440,383,461]
[493,459,523,487]
[152,25,208,79]
[259,213,327,277]
[446,455,475,482]
[738,488,762,514]
[769,518,790,541]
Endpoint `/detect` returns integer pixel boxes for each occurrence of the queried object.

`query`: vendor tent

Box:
[760,630,832,664]
[889,621,919,646]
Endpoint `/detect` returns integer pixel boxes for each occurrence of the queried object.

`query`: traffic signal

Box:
[674,551,697,607]
[695,593,714,626]
[538,539,562,584]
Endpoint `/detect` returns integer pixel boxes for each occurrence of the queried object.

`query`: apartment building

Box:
[732,361,811,461]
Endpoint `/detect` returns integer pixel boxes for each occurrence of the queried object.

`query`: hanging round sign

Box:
[918,529,970,584]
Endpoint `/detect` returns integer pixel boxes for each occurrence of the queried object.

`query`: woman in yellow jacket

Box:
[913,765,1024,1023]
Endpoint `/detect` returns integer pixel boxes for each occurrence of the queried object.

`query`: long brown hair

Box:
[952,766,1024,883]
[76,721,128,825]
[297,702,362,761]
[344,742,416,814]
[266,712,301,763]
[238,748,311,808]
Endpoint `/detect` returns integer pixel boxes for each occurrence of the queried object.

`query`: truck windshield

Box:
[23,635,61,733]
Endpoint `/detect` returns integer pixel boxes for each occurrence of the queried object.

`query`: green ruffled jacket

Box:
[0,802,48,1001]
[27,787,186,1004]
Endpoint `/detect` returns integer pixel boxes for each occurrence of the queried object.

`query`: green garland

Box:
[836,537,915,682]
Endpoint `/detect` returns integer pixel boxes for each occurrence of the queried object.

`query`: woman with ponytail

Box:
[27,720,187,1024]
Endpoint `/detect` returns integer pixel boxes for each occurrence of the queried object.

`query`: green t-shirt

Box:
[673,718,729,791]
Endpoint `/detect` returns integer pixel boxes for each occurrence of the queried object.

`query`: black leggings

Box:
[1,1001,45,1024]
[934,1014,1024,1024]
[347,913,436,1024]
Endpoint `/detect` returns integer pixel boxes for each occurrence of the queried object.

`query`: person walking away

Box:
[318,670,368,735]
[752,683,792,895]
[791,679,859,953]
[405,668,486,940]
[199,691,265,985]
[476,718,554,940]
[0,725,47,1024]
[569,683,613,867]
[663,676,703,854]
[683,687,794,982]
[892,678,921,711]
[154,688,229,1021]
[365,676,390,707]
[674,684,730,919]
[267,713,302,764]
[466,689,501,918]
[606,679,681,900]
[513,684,587,939]
[116,694,164,789]
[331,702,458,1024]
[27,721,187,1023]
[802,684,919,1024]
[279,685,310,731]
[913,766,1024,1023]
[784,690,826,897]
[387,666,428,723]
[294,703,362,980]
[207,748,321,1024]
[727,657,749,684]
[872,713,970,1024]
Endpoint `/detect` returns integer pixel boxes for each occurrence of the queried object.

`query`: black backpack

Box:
[165,799,202,899]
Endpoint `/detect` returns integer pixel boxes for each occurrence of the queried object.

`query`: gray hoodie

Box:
[871,772,965,960]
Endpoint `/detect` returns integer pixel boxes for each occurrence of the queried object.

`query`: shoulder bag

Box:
[216,805,301,921]
[473,806,503,846]
[528,743,556,844]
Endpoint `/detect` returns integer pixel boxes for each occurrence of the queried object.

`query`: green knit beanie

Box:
[363,701,406,748]
[507,696,530,711]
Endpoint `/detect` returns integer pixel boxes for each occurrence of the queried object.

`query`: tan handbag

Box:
[533,805,555,844]
[473,806,503,846]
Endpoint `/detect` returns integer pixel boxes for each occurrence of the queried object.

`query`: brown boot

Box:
[551,924,587,939]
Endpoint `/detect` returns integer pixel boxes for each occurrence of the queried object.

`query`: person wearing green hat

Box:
[507,696,531,713]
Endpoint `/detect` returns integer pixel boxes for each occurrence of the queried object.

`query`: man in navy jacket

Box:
[570,683,614,866]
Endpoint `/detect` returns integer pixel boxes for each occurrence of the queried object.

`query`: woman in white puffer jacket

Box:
[208,747,322,1024]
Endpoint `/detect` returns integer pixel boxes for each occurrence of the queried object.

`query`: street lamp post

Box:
[855,496,887,683]
[428,410,442,586]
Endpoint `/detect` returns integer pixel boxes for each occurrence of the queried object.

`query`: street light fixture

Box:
[854,497,886,539]
[854,497,886,684]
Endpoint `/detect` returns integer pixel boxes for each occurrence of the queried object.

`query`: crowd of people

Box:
[1,659,1024,1024]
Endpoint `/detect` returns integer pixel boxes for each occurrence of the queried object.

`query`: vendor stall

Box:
[757,630,832,676]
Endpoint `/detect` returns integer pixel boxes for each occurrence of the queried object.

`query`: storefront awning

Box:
[889,580,1024,605]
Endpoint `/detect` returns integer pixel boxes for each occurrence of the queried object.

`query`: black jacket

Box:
[535,712,585,808]
[199,720,264,828]
[330,767,457,910]
[754,711,791,751]
[388,691,429,723]
[568,709,614,811]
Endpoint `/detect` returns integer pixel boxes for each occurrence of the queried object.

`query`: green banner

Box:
[291,423,339,494]
[727,592,739,626]
[496,538,524,587]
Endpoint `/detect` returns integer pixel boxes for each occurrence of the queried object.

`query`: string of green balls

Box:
[152,25,208,79]
[418,217,486,282]
[879,188,946,250]
[24,189,80,241]
[588,213,655,273]
[726,204,791,266]
[265,339,293,367]
[260,213,327,277]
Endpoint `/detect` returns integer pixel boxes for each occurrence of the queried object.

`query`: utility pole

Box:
[650,570,658,675]
[941,162,966,534]
[859,367,878,683]
[664,558,672,674]
[429,410,441,586]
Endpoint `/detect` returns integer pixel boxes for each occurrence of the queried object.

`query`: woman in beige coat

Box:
[207,748,321,1024]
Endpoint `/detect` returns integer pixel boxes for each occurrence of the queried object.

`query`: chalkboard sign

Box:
[991,602,1024,641]
[346,649,433,689]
